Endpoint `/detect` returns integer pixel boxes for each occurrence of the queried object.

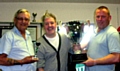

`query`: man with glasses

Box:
[0,9,38,71]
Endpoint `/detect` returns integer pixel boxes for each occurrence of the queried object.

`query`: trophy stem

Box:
[32,18,36,22]
[32,13,37,22]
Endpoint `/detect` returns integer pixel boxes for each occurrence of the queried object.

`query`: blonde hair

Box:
[41,10,57,23]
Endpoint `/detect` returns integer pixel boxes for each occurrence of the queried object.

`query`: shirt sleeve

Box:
[108,32,120,53]
[0,32,12,54]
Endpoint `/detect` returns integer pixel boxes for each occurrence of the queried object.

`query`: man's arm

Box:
[0,53,38,66]
[95,53,120,64]
[83,53,120,66]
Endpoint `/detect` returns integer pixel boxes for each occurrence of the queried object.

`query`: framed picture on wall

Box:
[0,26,13,38]
[27,26,37,41]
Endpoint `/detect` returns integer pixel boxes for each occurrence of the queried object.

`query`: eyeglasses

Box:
[16,17,30,22]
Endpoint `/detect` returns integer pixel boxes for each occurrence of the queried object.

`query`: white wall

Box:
[118,6,120,26]
[0,2,120,28]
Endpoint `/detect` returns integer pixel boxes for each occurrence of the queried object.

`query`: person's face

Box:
[43,17,57,37]
[14,12,30,32]
[95,9,111,30]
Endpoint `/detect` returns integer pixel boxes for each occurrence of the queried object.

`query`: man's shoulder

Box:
[106,26,117,33]
[2,30,13,38]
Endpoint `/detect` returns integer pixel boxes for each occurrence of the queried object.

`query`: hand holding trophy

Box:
[73,43,81,54]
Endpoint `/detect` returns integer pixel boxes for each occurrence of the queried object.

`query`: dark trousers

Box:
[115,63,120,71]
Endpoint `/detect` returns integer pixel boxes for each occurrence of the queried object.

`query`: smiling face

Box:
[14,9,30,33]
[95,8,111,30]
[43,17,57,38]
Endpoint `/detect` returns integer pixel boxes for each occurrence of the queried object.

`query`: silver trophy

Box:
[67,21,84,54]
[66,21,87,71]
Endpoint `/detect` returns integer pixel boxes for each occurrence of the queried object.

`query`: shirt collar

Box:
[95,24,111,33]
[12,26,30,36]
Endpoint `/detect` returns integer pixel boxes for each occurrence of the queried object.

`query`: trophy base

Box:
[68,53,87,63]
[32,20,36,22]
[68,53,87,71]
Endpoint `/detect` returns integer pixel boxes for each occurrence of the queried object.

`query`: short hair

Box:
[41,11,57,23]
[95,6,110,16]
[14,9,30,19]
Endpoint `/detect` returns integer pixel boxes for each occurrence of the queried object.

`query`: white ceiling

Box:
[0,0,120,4]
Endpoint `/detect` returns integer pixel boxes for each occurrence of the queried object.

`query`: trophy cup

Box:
[32,12,37,22]
[66,21,87,71]
[33,41,40,58]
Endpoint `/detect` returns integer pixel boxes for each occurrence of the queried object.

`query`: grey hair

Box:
[14,9,30,19]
